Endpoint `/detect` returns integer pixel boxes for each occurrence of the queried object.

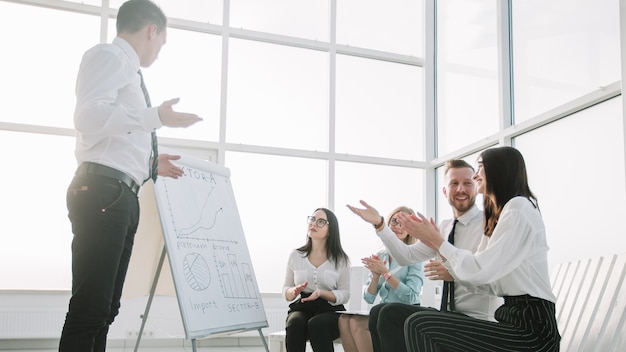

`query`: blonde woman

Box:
[338,206,424,352]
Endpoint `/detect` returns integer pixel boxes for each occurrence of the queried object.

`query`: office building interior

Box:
[1,0,625,351]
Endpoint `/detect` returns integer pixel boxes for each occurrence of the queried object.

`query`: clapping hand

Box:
[362,254,388,276]
[293,281,308,297]
[301,289,322,302]
[396,212,444,250]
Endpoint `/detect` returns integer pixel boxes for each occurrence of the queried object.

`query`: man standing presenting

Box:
[348,159,501,352]
[60,1,202,350]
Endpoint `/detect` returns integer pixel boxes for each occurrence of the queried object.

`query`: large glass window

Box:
[140,28,222,142]
[514,97,625,270]
[436,0,499,156]
[336,54,424,160]
[65,0,100,5]
[3,0,623,299]
[0,2,99,128]
[0,131,75,289]
[230,0,328,41]
[334,161,424,267]
[227,38,329,150]
[512,0,621,122]
[0,0,428,293]
[110,0,223,24]
[105,22,222,142]
[337,0,424,57]
[225,152,327,293]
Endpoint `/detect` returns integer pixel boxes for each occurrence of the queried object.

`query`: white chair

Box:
[551,253,626,351]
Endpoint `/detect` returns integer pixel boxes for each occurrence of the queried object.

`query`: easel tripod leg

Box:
[134,246,167,352]
[258,328,270,352]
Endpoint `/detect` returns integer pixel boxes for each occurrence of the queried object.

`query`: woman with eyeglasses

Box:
[338,206,424,352]
[282,208,350,352]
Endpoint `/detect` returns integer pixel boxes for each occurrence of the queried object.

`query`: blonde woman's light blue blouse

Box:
[363,250,423,305]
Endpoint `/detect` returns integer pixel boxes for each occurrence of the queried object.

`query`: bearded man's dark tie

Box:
[440,219,458,311]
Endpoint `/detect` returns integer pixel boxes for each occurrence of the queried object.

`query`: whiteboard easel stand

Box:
[134,246,181,352]
[133,245,270,352]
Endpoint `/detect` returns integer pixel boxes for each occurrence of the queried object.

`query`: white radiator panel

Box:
[265,309,286,332]
[0,311,65,338]
[0,309,287,339]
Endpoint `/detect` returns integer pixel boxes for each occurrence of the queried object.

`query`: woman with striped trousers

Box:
[398,146,560,351]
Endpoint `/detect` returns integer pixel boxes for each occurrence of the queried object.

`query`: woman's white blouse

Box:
[282,249,351,305]
[439,196,556,303]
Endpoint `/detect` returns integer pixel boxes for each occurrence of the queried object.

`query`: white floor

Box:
[4,349,264,352]
[4,349,254,352]
[0,339,346,352]
[2,346,345,352]
[10,349,264,352]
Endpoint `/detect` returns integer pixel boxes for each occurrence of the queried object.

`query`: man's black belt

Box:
[75,162,140,194]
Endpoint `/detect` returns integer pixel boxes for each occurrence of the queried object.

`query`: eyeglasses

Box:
[389,218,401,227]
[307,216,329,228]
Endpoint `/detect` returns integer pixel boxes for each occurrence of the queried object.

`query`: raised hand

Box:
[158,98,203,128]
[346,200,382,225]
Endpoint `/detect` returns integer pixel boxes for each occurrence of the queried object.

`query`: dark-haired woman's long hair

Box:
[481,147,538,237]
[297,208,350,269]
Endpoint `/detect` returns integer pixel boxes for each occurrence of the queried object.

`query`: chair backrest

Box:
[552,253,626,352]
[348,266,370,311]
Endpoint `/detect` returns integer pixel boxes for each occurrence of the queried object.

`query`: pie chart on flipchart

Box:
[183,252,211,291]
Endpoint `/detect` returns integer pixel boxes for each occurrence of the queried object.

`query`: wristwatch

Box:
[383,272,392,281]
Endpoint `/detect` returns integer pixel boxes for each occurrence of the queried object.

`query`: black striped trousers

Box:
[404,295,560,351]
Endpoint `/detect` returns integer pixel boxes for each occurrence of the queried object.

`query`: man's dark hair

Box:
[116,0,167,34]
